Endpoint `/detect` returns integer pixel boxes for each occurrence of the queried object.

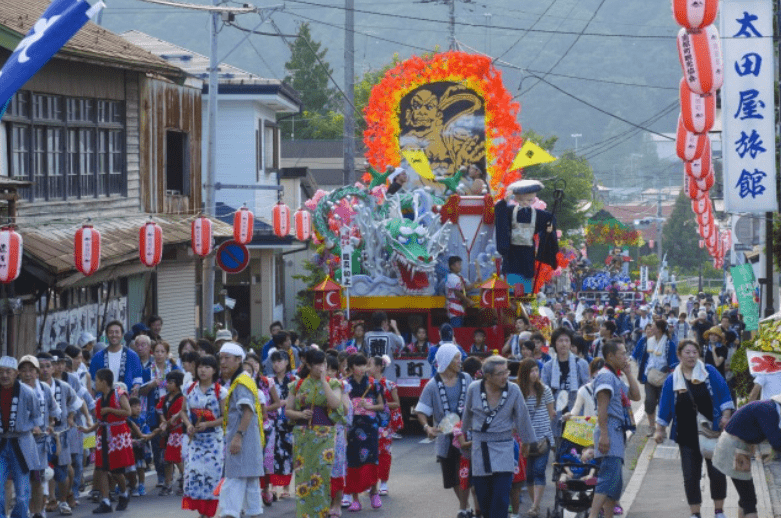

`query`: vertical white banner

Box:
[721,0,778,213]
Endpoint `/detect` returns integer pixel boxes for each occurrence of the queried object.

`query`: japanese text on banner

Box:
[721,0,778,213]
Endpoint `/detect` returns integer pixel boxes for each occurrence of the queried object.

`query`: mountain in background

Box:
[100,0,683,189]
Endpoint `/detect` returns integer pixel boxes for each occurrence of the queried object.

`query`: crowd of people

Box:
[0,287,775,518]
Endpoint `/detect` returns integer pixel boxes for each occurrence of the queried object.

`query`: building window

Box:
[263,123,278,171]
[165,130,189,196]
[3,91,125,201]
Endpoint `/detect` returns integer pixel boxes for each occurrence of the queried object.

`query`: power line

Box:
[289,12,675,91]
[521,0,608,96]
[493,0,559,63]
[280,0,672,39]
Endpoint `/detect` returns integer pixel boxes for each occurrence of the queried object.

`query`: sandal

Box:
[526,506,540,517]
[348,500,362,512]
[370,493,382,509]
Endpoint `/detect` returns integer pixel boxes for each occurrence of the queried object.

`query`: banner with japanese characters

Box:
[730,263,760,331]
[721,0,778,213]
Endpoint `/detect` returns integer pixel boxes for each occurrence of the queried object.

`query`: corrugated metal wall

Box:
[156,260,196,351]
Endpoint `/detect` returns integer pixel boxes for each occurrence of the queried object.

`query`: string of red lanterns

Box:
[191,216,213,257]
[74,224,101,276]
[139,221,163,268]
[0,226,22,284]
[672,0,728,269]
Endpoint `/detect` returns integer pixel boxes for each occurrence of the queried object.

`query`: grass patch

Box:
[628,435,650,471]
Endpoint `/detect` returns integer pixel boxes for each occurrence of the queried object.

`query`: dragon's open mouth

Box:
[391,251,433,295]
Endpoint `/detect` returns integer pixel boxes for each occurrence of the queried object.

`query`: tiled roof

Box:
[0,0,182,76]
[21,214,233,276]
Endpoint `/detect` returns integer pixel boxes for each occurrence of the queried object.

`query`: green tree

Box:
[280,23,337,139]
[662,190,708,271]
[520,130,598,236]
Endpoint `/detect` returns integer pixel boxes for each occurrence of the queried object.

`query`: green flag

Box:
[730,263,759,331]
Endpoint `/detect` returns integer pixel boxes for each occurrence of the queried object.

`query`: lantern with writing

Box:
[233,207,254,245]
[139,221,163,268]
[272,202,291,238]
[0,226,22,283]
[191,216,213,257]
[684,138,712,179]
[673,0,719,30]
[699,219,716,240]
[677,25,723,95]
[479,274,510,309]
[693,166,715,192]
[312,276,342,311]
[294,208,311,241]
[696,203,714,227]
[679,79,715,134]
[691,196,711,215]
[74,225,101,276]
[684,171,708,200]
[676,115,708,161]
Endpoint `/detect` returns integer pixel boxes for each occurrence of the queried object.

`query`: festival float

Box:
[304,52,574,414]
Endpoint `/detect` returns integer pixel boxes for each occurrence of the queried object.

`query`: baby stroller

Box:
[549,416,599,518]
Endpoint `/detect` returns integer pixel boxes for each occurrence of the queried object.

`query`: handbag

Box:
[527,436,550,457]
[646,368,667,387]
[684,384,721,460]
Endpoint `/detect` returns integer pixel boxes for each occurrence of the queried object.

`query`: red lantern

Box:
[191,216,213,257]
[705,226,719,246]
[673,0,719,31]
[272,202,291,238]
[691,196,711,215]
[676,114,707,161]
[699,239,705,248]
[677,25,723,95]
[294,208,311,241]
[479,275,511,309]
[679,79,716,134]
[684,137,712,179]
[233,207,254,245]
[693,166,715,192]
[312,276,342,311]
[139,221,163,268]
[699,220,716,239]
[0,226,22,283]
[74,225,101,276]
[721,230,732,249]
[696,205,714,227]
[684,170,708,200]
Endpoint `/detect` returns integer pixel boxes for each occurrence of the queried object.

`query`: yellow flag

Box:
[401,149,435,180]
[511,141,556,170]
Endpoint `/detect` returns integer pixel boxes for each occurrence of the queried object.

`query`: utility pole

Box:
[656,187,663,262]
[449,0,456,49]
[203,0,220,334]
[343,0,355,186]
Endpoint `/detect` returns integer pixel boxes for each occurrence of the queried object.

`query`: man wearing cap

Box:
[90,320,143,395]
[18,355,59,518]
[0,355,42,518]
[37,353,80,516]
[219,342,264,518]
[78,331,103,355]
[494,179,559,293]
[415,343,473,518]
[386,167,408,195]
[52,351,93,510]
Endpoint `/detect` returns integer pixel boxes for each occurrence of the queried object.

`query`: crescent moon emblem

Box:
[326,291,338,308]
[481,290,490,306]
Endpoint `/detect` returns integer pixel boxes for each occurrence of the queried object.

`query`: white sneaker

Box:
[379,481,388,495]
[58,502,72,516]
[714,513,727,518]
[341,496,352,508]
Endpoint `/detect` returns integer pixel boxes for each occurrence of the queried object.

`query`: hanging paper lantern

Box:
[74,225,101,276]
[699,219,716,239]
[0,226,22,283]
[673,0,719,31]
[704,225,719,246]
[696,205,714,227]
[233,207,254,245]
[272,202,291,238]
[691,196,711,215]
[677,25,723,95]
[684,137,712,179]
[679,79,716,134]
[191,216,213,257]
[699,239,705,248]
[294,208,311,241]
[676,114,707,161]
[139,221,163,268]
[693,166,715,192]
[684,171,709,200]
[721,230,732,249]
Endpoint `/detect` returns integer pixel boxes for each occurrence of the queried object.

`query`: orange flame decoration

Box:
[363,52,524,199]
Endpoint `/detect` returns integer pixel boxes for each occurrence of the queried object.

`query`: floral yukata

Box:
[271,372,296,487]
[95,388,134,471]
[290,376,343,518]
[181,382,227,518]
[345,376,383,494]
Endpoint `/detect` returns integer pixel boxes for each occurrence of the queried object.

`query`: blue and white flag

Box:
[0,0,105,111]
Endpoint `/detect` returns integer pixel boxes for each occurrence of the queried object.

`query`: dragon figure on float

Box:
[306,51,565,298]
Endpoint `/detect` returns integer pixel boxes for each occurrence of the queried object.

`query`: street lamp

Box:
[571,133,582,151]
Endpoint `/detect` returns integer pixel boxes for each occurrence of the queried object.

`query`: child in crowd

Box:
[157,371,185,496]
[368,356,402,496]
[557,445,598,485]
[469,329,489,354]
[180,352,199,389]
[79,368,134,514]
[127,397,152,496]
[445,256,478,328]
